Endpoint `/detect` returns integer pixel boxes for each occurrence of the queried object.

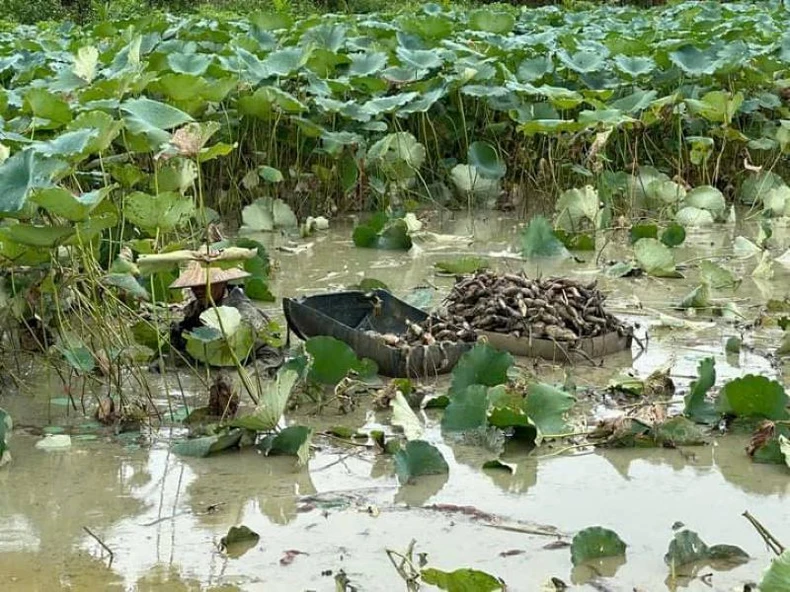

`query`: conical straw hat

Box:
[169,261,250,289]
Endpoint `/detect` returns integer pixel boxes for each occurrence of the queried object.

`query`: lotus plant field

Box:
[2,1,790,226]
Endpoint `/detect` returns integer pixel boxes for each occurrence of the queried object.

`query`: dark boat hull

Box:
[283,290,472,378]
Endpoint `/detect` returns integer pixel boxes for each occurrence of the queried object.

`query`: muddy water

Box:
[2,212,790,591]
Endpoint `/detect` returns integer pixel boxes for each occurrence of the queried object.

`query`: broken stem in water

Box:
[385,539,420,592]
[83,526,114,567]
[743,510,785,556]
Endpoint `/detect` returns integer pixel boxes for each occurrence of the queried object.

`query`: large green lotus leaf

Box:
[32,185,114,221]
[121,97,193,149]
[249,11,292,30]
[67,111,123,154]
[399,13,454,40]
[185,307,255,367]
[33,129,97,160]
[686,91,743,125]
[524,383,575,439]
[152,159,197,195]
[683,185,727,218]
[67,210,119,245]
[348,52,389,77]
[23,88,72,129]
[610,89,658,113]
[73,45,99,83]
[669,45,719,76]
[0,407,11,467]
[664,530,748,570]
[517,56,554,82]
[101,273,150,301]
[168,52,212,76]
[172,428,244,457]
[305,336,360,385]
[153,73,208,103]
[125,191,195,235]
[442,384,489,433]
[763,186,790,217]
[0,150,59,214]
[761,549,790,592]
[396,47,443,70]
[652,416,708,446]
[362,93,419,118]
[739,171,787,205]
[520,215,567,258]
[421,567,503,592]
[302,23,347,53]
[239,86,307,118]
[393,440,449,484]
[258,425,313,466]
[262,47,310,77]
[684,357,718,424]
[450,164,500,198]
[392,391,424,440]
[559,49,606,74]
[469,9,514,34]
[716,375,790,420]
[613,55,655,77]
[571,527,627,566]
[0,223,74,247]
[634,238,682,278]
[676,206,715,228]
[554,185,600,231]
[240,197,298,233]
[468,141,505,180]
[578,109,635,127]
[449,342,513,398]
[231,368,299,432]
[353,213,412,250]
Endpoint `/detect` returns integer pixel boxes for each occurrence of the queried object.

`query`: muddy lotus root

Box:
[441,271,630,342]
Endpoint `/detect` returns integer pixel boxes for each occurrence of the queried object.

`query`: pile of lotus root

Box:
[396,271,630,347]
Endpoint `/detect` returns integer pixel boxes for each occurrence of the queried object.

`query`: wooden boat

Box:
[282,290,472,378]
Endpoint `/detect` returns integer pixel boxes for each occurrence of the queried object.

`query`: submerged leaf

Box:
[570,527,627,566]
[421,567,503,591]
[699,260,739,289]
[435,257,489,275]
[220,525,260,558]
[257,425,313,466]
[664,529,748,571]
[172,428,244,457]
[677,283,711,310]
[394,440,449,483]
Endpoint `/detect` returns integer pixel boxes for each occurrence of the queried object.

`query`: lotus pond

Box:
[2,213,790,591]
[4,0,790,590]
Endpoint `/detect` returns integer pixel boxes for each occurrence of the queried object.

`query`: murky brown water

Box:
[2,212,790,591]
